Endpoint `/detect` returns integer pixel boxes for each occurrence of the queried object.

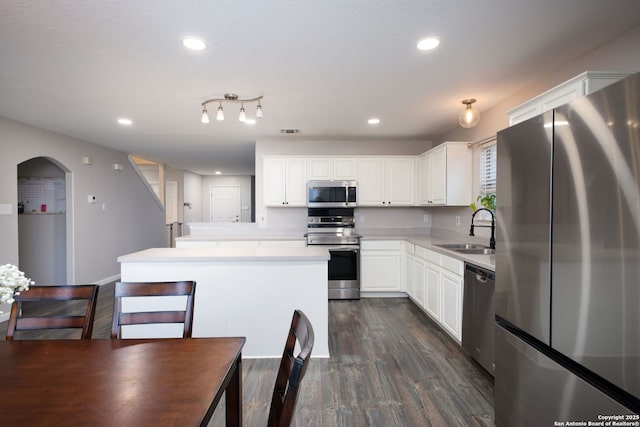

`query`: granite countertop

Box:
[118,246,329,263]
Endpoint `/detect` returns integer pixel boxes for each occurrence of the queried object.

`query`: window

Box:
[479,140,497,197]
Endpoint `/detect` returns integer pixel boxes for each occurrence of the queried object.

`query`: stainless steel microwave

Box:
[307,180,357,207]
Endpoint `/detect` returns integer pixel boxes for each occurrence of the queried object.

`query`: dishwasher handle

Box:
[465,263,495,282]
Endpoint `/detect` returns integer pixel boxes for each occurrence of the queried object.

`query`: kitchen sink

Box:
[435,243,495,255]
[455,248,495,255]
[435,243,490,250]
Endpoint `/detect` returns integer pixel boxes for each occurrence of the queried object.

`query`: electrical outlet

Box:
[359,215,366,223]
[455,216,461,226]
[423,214,431,224]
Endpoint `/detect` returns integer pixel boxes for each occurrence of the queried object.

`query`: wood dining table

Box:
[0,337,245,427]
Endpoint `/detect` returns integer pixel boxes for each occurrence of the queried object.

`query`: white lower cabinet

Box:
[360,240,403,292]
[424,261,441,321]
[405,244,464,342]
[440,269,463,340]
[405,245,425,306]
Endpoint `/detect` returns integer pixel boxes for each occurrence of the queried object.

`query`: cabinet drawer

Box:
[415,245,428,259]
[441,254,463,275]
[361,240,402,250]
[424,248,441,265]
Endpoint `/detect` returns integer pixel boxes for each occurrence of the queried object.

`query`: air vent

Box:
[280,128,301,134]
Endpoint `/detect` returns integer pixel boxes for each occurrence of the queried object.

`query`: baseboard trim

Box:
[360,291,408,298]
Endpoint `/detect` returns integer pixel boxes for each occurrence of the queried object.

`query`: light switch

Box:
[0,204,12,215]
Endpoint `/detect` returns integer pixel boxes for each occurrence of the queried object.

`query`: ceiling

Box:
[2,1,640,175]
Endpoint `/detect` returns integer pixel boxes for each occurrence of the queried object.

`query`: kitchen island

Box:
[118,246,330,358]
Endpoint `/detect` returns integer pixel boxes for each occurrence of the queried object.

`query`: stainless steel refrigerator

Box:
[495,72,640,425]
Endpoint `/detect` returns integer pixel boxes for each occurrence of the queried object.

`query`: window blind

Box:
[480,141,497,196]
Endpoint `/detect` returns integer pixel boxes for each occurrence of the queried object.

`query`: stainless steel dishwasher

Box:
[462,263,495,376]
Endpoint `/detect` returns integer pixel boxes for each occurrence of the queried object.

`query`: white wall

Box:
[183,171,203,223]
[0,117,165,300]
[254,138,433,229]
[432,24,640,233]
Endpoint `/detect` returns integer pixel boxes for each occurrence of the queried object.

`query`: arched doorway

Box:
[17,157,72,284]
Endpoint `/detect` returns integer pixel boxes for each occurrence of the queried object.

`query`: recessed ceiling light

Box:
[417,37,440,51]
[182,37,207,51]
[117,118,133,126]
[214,171,222,175]
[368,118,380,125]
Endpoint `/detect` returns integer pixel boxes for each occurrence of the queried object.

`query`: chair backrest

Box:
[268,309,315,427]
[111,281,196,339]
[5,285,99,341]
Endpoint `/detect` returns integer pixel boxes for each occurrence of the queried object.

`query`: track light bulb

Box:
[216,103,224,121]
[201,108,210,124]
[256,102,263,118]
[239,104,247,122]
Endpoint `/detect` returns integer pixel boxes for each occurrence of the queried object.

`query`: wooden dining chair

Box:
[110,281,196,339]
[268,309,315,427]
[5,284,100,341]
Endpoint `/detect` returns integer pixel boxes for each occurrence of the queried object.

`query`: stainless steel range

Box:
[305,207,360,300]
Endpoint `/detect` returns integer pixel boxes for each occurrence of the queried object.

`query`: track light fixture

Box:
[459,98,480,128]
[201,93,263,123]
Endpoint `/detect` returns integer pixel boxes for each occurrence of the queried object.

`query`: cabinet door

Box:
[441,270,463,341]
[386,158,414,205]
[414,256,425,305]
[424,262,441,321]
[284,159,307,206]
[333,158,358,180]
[307,158,333,180]
[418,153,433,204]
[430,146,446,205]
[357,158,386,206]
[361,250,401,291]
[263,158,287,206]
[406,255,417,299]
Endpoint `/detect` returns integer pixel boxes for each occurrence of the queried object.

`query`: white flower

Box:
[0,264,34,307]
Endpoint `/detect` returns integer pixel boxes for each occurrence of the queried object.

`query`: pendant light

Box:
[238,104,246,122]
[459,99,480,128]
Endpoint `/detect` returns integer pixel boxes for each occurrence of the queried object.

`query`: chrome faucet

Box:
[469,208,496,250]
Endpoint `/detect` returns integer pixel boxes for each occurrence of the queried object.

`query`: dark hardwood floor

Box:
[0,283,495,426]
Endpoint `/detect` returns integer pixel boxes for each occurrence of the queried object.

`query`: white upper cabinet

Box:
[418,142,471,206]
[307,158,333,180]
[357,157,414,206]
[333,158,358,180]
[307,158,358,181]
[508,71,631,125]
[263,157,307,207]
[357,158,386,205]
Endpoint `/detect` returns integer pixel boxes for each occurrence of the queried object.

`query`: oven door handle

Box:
[326,246,359,252]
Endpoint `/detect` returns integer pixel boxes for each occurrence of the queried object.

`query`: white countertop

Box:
[175,226,496,271]
[118,246,330,263]
[357,227,496,271]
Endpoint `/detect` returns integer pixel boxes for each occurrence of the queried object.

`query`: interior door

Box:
[210,185,241,222]
[165,181,178,224]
